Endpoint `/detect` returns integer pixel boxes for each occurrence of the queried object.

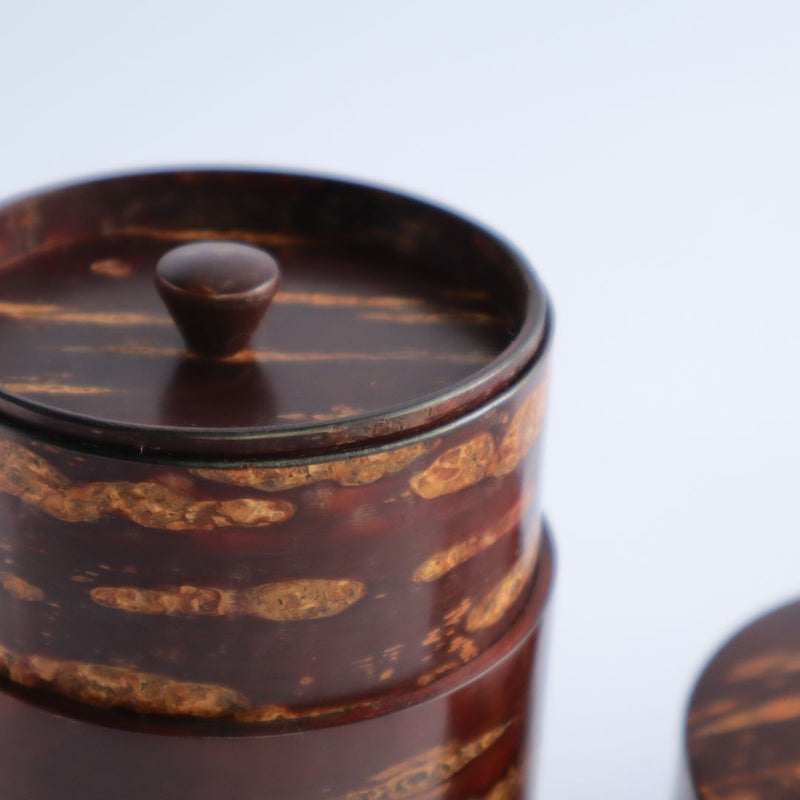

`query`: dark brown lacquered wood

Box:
[0,528,553,800]
[685,598,800,800]
[0,168,554,800]
[0,355,549,711]
[0,169,548,460]
[155,241,281,358]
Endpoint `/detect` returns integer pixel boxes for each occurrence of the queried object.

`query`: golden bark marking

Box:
[91,578,366,621]
[0,302,167,326]
[114,226,314,248]
[347,642,411,685]
[56,344,491,365]
[0,383,115,395]
[422,628,443,647]
[91,585,235,616]
[382,644,405,663]
[443,598,472,627]
[90,258,133,278]
[245,579,366,620]
[691,760,800,798]
[417,598,477,687]
[693,694,800,737]
[417,661,461,687]
[0,572,45,602]
[478,767,522,800]
[277,405,364,422]
[489,379,549,478]
[466,552,537,633]
[408,378,547,501]
[448,636,478,661]
[727,652,800,682]
[358,311,496,325]
[194,442,433,492]
[413,502,523,583]
[332,722,512,800]
[352,655,376,679]
[277,291,423,309]
[0,290,429,328]
[410,434,495,500]
[234,705,314,723]
[0,644,248,717]
[0,440,294,531]
[687,699,740,726]
[233,697,371,724]
[411,488,542,659]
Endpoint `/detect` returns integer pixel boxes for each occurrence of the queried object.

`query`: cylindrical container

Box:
[0,170,553,798]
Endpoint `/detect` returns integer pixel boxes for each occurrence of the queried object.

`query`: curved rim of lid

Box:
[0,167,549,461]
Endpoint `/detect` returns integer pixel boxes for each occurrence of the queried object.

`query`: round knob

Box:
[155,241,281,359]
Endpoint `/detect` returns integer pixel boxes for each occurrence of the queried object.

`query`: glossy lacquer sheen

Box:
[0,169,554,800]
[0,530,552,800]
[0,359,548,709]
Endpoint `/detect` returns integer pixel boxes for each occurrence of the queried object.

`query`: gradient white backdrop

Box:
[3,2,800,797]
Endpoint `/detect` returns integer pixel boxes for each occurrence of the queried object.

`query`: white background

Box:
[2,2,800,797]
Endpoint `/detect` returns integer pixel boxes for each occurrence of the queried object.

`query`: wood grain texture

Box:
[412,499,533,583]
[330,722,512,800]
[0,168,553,799]
[90,578,366,621]
[0,528,552,798]
[685,598,800,800]
[0,644,248,717]
[0,357,547,709]
[194,442,433,491]
[0,440,295,530]
[0,573,45,602]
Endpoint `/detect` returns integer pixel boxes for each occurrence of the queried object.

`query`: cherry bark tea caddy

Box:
[0,170,554,800]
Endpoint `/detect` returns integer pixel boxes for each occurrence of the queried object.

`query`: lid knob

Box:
[155,241,281,359]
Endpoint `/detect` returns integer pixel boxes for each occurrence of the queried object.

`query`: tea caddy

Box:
[0,169,554,800]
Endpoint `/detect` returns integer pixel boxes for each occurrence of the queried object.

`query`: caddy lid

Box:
[0,170,548,461]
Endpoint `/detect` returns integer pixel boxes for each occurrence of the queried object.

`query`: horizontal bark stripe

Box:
[0,295,487,323]
[0,302,167,325]
[91,579,366,621]
[54,344,492,364]
[466,551,538,633]
[194,442,432,492]
[727,652,800,683]
[0,383,115,395]
[358,310,497,325]
[0,643,247,717]
[0,440,294,531]
[412,500,527,583]
[693,694,800,737]
[331,722,511,800]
